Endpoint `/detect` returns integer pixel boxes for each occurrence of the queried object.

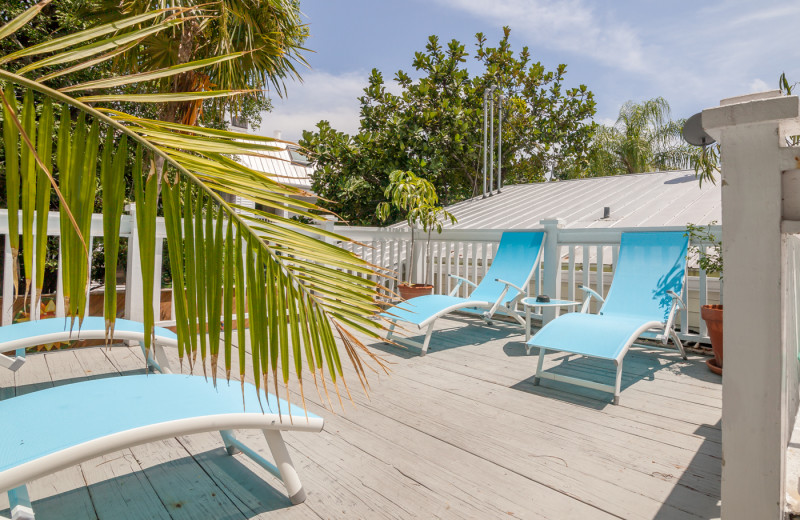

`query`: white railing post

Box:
[124,204,144,323]
[317,215,338,244]
[411,227,425,286]
[703,90,800,520]
[540,219,565,324]
[2,234,13,326]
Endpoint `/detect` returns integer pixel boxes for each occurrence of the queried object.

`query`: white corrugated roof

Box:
[435,170,720,229]
[237,140,313,191]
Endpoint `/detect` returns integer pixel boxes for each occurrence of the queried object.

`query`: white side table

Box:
[521,297,581,341]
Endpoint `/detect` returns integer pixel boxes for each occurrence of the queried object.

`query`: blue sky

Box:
[256,0,800,143]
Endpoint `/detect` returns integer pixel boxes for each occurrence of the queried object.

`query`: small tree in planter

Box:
[377,170,456,300]
[686,222,724,374]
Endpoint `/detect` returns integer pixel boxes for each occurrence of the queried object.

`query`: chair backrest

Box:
[469,232,545,303]
[599,231,688,323]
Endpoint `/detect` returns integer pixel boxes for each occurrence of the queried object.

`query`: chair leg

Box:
[613,360,623,405]
[137,343,172,374]
[533,347,546,385]
[525,305,531,341]
[8,485,34,520]
[420,323,435,356]
[219,429,305,504]
[669,328,687,360]
[219,429,240,455]
[263,430,306,505]
[153,344,173,373]
[386,321,396,342]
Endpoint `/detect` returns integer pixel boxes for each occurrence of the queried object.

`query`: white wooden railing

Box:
[0,207,168,328]
[337,220,723,344]
[1,207,722,345]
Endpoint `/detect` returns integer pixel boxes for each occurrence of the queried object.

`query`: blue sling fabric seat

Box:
[0,374,323,519]
[382,231,545,355]
[526,231,688,404]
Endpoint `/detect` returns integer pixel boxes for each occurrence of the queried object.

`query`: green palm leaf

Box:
[0,4,386,410]
[76,90,255,104]
[0,0,53,42]
[60,52,249,92]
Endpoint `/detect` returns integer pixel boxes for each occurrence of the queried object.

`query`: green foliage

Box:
[567,97,700,179]
[691,143,720,187]
[685,222,723,279]
[1,2,385,407]
[377,170,456,285]
[301,27,596,225]
[377,170,453,231]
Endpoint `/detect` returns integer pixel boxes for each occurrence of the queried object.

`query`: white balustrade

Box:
[0,207,169,329]
[1,208,723,345]
[334,222,723,344]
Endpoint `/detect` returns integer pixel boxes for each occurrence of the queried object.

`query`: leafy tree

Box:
[301,27,596,226]
[376,170,456,286]
[567,97,695,179]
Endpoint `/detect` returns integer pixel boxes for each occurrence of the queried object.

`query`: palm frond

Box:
[0,4,386,410]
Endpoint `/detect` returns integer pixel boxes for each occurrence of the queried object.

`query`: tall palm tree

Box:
[0,1,383,410]
[85,0,309,126]
[584,97,694,177]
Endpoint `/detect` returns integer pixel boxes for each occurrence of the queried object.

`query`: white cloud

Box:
[433,0,649,73]
[436,0,800,123]
[250,70,369,143]
[749,78,770,93]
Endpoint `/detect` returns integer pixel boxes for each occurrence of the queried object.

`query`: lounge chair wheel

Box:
[533,376,540,386]
[613,396,620,405]
[225,444,240,456]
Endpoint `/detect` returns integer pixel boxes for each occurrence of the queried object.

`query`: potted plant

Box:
[686,222,723,374]
[377,170,456,300]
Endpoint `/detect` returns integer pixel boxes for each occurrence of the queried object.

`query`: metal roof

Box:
[237,140,313,191]
[436,170,720,229]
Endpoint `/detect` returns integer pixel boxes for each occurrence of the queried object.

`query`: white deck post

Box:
[540,219,564,324]
[2,234,13,326]
[124,204,144,323]
[411,227,425,286]
[703,90,800,520]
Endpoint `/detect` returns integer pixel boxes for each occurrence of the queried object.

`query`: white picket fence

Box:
[337,220,723,344]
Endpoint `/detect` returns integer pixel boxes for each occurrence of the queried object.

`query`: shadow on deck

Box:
[0,313,721,519]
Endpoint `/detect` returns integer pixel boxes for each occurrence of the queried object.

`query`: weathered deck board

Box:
[0,315,722,519]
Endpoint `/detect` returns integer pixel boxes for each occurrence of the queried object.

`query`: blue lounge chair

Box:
[0,317,178,373]
[383,231,545,355]
[526,231,688,404]
[0,374,323,519]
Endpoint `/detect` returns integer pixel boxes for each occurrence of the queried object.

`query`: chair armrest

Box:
[495,278,526,297]
[667,290,686,310]
[579,285,605,313]
[449,274,478,289]
[448,274,478,296]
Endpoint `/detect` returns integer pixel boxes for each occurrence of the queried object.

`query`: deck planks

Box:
[0,315,722,519]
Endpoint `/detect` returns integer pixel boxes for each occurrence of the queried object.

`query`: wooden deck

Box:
[0,315,722,519]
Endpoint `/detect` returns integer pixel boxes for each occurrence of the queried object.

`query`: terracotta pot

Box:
[701,304,723,374]
[398,283,434,300]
